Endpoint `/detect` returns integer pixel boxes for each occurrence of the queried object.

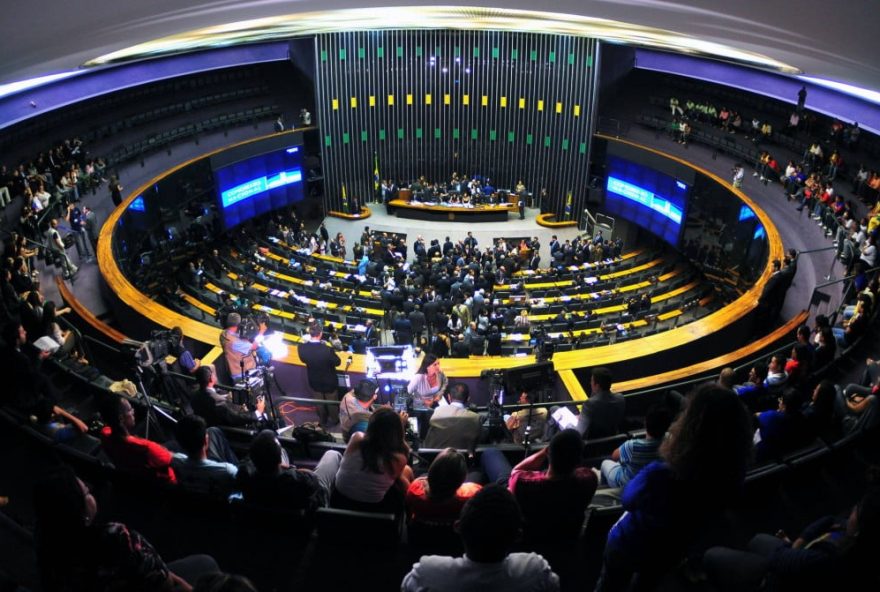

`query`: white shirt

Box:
[402,554,559,592]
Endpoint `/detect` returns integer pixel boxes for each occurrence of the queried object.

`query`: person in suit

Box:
[191,365,266,428]
[424,383,482,450]
[575,367,626,439]
[297,323,342,427]
[394,314,414,345]
[529,252,541,271]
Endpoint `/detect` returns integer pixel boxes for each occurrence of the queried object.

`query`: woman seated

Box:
[331,407,415,514]
[406,448,481,526]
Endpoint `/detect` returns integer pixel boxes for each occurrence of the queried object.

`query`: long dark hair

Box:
[661,384,753,488]
[33,466,95,590]
[416,353,439,375]
[360,407,408,475]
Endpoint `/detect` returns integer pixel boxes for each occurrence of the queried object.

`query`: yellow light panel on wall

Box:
[519,97,526,109]
[406,94,413,105]
[369,95,376,107]
[387,94,395,106]
[481,95,488,106]
[500,96,507,107]
[444,94,451,105]
[574,104,581,116]
[425,93,432,105]
[332,98,339,110]
[463,94,470,105]
[555,101,562,113]
[537,99,544,111]
[350,97,357,108]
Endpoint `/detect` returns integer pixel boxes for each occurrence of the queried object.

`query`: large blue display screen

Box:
[605,156,689,246]
[214,146,304,229]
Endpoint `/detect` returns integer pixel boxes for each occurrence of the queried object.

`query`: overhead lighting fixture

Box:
[82,7,799,76]
[0,70,80,99]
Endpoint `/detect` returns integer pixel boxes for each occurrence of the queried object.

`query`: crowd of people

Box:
[214,218,631,355]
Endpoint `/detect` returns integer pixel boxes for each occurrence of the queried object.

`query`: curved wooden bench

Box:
[327,206,371,220]
[536,213,578,227]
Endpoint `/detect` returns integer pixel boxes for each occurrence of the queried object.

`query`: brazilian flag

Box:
[373,152,381,201]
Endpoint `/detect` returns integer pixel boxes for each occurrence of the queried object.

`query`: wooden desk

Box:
[387,199,514,222]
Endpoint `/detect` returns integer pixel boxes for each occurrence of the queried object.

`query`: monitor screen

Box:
[604,156,689,246]
[214,145,304,229]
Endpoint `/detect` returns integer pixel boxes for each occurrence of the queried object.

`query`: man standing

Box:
[297,323,342,427]
[732,164,745,189]
[45,218,77,279]
[219,312,257,381]
[82,206,99,252]
[65,203,91,262]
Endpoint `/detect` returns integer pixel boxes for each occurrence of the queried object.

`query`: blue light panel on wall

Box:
[129,195,146,212]
[739,205,756,221]
[220,169,303,208]
[606,176,683,224]
[603,155,689,246]
[213,144,305,230]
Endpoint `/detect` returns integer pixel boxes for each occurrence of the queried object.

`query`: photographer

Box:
[220,312,257,381]
[191,365,267,428]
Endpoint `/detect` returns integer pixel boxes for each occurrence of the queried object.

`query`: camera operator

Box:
[169,326,213,376]
[191,365,267,428]
[220,312,257,381]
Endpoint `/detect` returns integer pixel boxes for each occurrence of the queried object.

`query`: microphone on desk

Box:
[345,355,353,370]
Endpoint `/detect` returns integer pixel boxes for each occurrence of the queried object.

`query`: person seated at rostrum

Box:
[171,414,239,497]
[191,365,267,428]
[99,395,177,485]
[401,484,560,592]
[339,378,378,442]
[600,404,674,490]
[236,429,340,512]
[505,391,548,445]
[423,383,482,451]
[406,447,482,527]
[481,429,598,543]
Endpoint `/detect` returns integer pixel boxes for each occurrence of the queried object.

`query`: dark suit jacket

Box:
[191,387,253,427]
[297,340,341,393]
[424,404,482,449]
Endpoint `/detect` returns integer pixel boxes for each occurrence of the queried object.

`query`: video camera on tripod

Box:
[133,329,182,368]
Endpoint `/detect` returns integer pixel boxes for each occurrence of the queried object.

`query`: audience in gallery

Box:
[401,484,561,592]
[600,404,674,489]
[406,447,482,527]
[33,464,220,592]
[331,406,415,514]
[594,384,754,591]
[481,429,599,544]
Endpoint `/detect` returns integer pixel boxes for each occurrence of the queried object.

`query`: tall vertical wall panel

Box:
[315,31,598,220]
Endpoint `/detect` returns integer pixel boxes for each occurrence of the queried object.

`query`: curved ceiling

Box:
[6,1,878,95]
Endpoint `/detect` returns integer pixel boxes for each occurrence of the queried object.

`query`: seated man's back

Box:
[424,383,481,449]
